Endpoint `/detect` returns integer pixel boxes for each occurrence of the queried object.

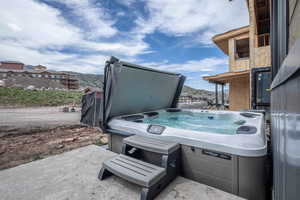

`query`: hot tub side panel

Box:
[181,145,239,194]
[181,145,267,200]
[108,132,267,200]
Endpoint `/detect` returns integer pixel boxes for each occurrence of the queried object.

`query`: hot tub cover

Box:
[102,57,185,127]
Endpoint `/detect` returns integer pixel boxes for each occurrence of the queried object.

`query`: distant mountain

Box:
[69,71,229,108]
[182,85,215,98]
[65,72,104,89]
[73,72,216,98]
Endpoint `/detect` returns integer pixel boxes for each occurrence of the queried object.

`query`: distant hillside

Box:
[182,85,215,98]
[67,72,104,89]
[74,73,218,100]
[0,87,82,107]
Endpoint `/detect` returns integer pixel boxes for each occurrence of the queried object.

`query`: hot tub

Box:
[107,109,267,200]
[101,57,267,200]
[108,109,267,157]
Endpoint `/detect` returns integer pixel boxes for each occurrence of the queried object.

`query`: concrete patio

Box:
[0,145,244,200]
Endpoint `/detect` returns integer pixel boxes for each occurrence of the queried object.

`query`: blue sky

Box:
[0,0,249,90]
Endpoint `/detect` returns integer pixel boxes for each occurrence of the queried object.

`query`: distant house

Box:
[0,62,79,90]
[179,93,204,104]
[178,93,192,104]
[203,0,271,111]
[0,61,24,70]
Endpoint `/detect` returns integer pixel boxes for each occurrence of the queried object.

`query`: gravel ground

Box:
[0,106,80,126]
[0,106,81,137]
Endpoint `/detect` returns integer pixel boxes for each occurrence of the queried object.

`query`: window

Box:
[235,38,249,59]
[258,34,270,47]
[252,67,271,109]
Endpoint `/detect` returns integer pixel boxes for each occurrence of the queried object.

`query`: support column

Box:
[221,84,225,106]
[215,83,218,107]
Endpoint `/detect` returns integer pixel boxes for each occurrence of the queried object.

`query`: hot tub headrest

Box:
[166,108,181,112]
[236,126,257,134]
[122,115,144,121]
[143,112,159,117]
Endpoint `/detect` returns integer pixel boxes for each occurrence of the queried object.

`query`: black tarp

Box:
[80,91,103,127]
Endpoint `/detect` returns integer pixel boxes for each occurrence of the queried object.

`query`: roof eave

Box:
[212,25,250,55]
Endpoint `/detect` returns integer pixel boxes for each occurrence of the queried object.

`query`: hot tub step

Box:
[99,154,166,187]
[123,135,180,155]
[99,154,168,200]
[100,135,181,200]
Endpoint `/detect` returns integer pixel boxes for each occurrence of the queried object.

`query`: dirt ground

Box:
[0,125,108,170]
[0,107,81,135]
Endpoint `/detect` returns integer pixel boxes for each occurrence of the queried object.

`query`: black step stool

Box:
[99,135,180,200]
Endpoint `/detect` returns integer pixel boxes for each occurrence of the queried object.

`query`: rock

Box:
[99,136,108,144]
[0,148,6,155]
[64,137,77,142]
[62,107,69,112]
[56,144,64,149]
[0,80,5,87]
[25,85,35,90]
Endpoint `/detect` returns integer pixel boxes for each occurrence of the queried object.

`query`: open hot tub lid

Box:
[102,57,185,126]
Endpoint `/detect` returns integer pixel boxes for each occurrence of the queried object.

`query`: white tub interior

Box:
[108,109,267,157]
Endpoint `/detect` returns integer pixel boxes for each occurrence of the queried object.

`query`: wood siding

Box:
[229,77,250,111]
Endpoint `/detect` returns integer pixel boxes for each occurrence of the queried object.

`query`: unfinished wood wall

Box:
[229,77,250,111]
[253,46,271,67]
[248,0,271,69]
[228,33,250,72]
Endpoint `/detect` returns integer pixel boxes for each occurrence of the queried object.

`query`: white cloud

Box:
[134,0,249,44]
[48,0,117,39]
[201,74,211,77]
[0,0,82,49]
[141,57,228,73]
[0,0,151,74]
[0,40,109,74]
[81,39,150,56]
[0,0,246,76]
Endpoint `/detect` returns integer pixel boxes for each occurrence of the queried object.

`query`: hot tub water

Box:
[143,111,241,135]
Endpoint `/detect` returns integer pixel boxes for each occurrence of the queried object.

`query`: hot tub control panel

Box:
[147,125,165,135]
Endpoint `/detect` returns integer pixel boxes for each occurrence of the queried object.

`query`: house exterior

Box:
[179,93,206,104]
[178,93,193,104]
[0,61,24,70]
[203,0,271,111]
[0,62,79,90]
